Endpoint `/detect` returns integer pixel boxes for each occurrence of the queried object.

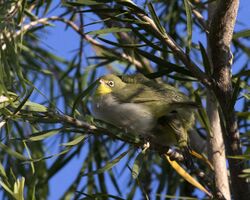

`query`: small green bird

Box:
[91,74,196,148]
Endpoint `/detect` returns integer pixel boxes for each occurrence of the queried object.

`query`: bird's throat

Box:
[96,83,112,95]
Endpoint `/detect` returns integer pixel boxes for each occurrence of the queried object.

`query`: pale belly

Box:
[91,95,156,135]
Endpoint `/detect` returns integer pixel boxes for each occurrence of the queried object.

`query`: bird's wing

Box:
[112,84,167,103]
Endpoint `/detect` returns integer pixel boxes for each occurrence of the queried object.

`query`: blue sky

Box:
[30,1,250,199]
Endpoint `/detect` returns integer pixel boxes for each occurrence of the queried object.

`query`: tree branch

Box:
[134,11,212,87]
[208,0,249,199]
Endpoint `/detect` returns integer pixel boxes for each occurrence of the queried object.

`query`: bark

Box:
[206,92,230,200]
[206,3,231,199]
[208,0,250,199]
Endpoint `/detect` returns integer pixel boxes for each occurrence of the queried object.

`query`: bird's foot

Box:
[166,148,184,162]
[141,141,150,153]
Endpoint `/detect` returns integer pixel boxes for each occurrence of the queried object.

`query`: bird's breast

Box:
[91,94,155,135]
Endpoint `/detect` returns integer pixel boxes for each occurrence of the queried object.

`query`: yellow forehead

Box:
[96,80,112,95]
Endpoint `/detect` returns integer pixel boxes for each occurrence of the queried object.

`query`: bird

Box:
[91,74,197,148]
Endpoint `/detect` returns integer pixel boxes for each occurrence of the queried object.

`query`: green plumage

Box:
[92,74,196,148]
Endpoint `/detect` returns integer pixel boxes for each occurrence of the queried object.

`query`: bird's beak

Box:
[99,79,105,84]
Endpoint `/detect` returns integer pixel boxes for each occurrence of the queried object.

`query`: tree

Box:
[0,0,249,199]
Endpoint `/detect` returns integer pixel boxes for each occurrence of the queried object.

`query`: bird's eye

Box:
[108,80,115,87]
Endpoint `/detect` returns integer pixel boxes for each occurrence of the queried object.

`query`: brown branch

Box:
[208,0,249,199]
[206,3,231,199]
[45,112,187,161]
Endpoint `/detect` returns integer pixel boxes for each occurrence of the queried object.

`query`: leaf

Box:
[194,92,211,133]
[75,192,125,200]
[62,135,86,146]
[242,168,250,173]
[98,37,146,48]
[82,149,130,177]
[0,121,6,128]
[13,177,25,200]
[87,28,131,35]
[27,128,62,141]
[131,151,145,179]
[72,79,99,116]
[199,42,212,75]
[156,194,198,200]
[136,49,193,76]
[0,143,28,161]
[189,150,214,171]
[237,112,250,119]
[0,95,11,103]
[0,162,7,179]
[12,88,34,115]
[65,0,107,6]
[22,101,48,112]
[183,0,193,52]
[0,181,15,198]
[116,0,146,14]
[147,3,166,35]
[233,30,250,39]
[164,154,212,197]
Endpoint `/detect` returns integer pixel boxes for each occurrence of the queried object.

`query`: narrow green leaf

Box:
[62,135,86,146]
[98,37,146,48]
[13,177,25,200]
[87,28,131,35]
[183,0,193,52]
[0,143,28,161]
[137,49,193,76]
[65,0,106,6]
[0,181,15,198]
[239,174,250,178]
[17,0,26,24]
[227,155,250,159]
[82,149,130,177]
[27,128,62,141]
[132,152,145,179]
[117,0,146,14]
[0,162,7,178]
[156,194,198,200]
[72,79,99,116]
[23,141,35,174]
[194,92,211,133]
[76,192,125,200]
[242,168,250,173]
[12,88,34,115]
[242,93,250,100]
[22,101,48,112]
[237,112,250,119]
[233,30,250,39]
[107,170,122,195]
[132,27,167,52]
[199,42,212,75]
[234,69,250,77]
[148,3,166,35]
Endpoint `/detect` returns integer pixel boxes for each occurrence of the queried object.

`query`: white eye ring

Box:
[108,80,115,87]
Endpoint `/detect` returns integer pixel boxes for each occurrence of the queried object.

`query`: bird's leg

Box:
[182,145,195,169]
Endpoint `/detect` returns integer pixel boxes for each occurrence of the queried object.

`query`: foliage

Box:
[0,0,249,199]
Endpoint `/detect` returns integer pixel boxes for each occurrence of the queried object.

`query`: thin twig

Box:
[14,16,145,70]
[134,12,212,87]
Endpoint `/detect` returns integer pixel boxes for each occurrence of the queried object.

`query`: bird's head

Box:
[95,74,126,96]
